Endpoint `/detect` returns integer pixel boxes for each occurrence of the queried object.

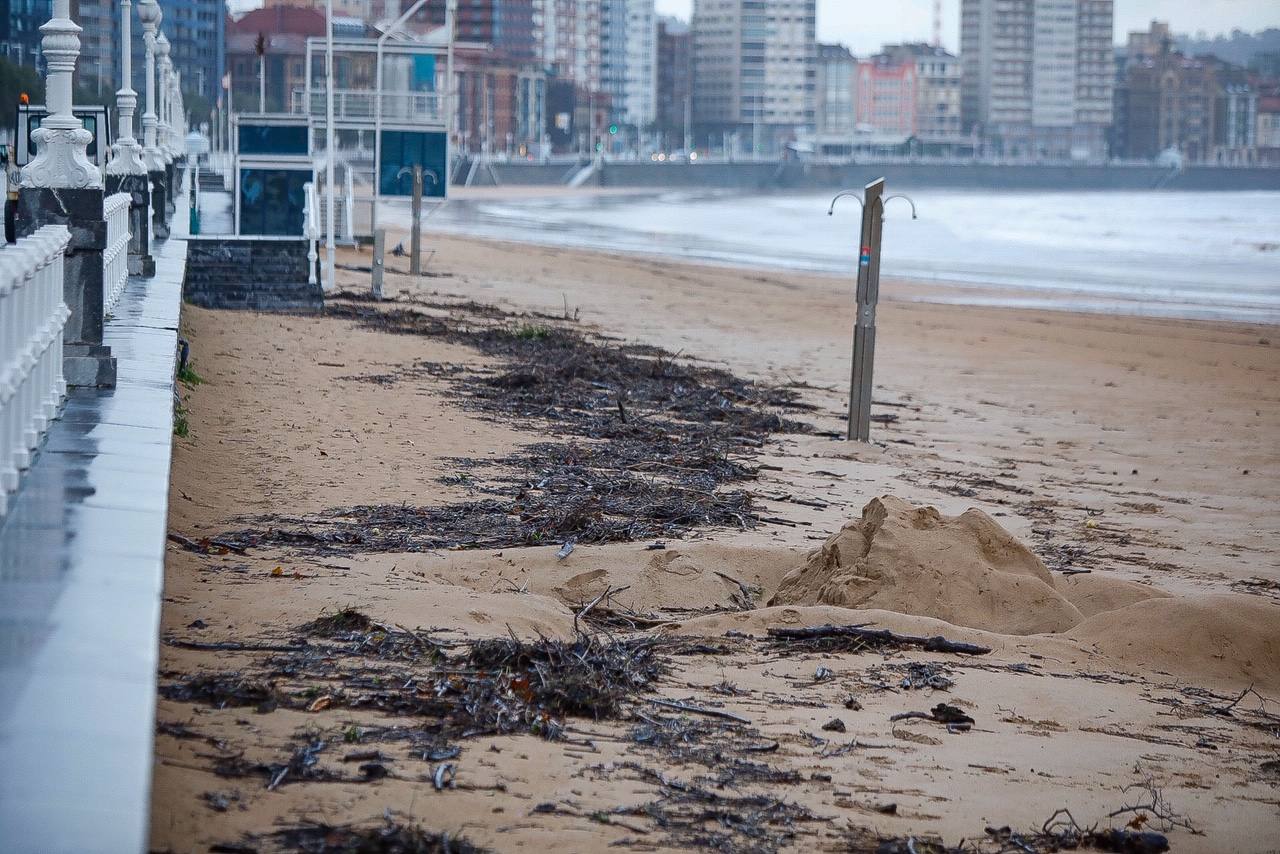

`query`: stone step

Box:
[183,236,323,312]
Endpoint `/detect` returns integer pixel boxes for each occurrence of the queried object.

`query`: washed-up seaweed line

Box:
[217,299,816,555]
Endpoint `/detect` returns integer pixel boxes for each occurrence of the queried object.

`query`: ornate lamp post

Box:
[107,0,145,176]
[20,0,99,190]
[136,0,168,237]
[16,0,117,386]
[156,31,178,216]
[105,0,153,275]
[155,32,173,159]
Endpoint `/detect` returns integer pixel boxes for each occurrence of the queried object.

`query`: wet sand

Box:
[150,233,1280,852]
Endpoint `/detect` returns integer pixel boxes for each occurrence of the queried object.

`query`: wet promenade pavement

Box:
[0,224,186,851]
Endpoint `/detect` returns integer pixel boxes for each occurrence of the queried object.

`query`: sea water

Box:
[425,189,1280,324]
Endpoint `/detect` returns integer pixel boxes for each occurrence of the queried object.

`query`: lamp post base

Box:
[15,186,117,389]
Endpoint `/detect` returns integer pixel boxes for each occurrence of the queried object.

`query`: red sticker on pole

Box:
[859,245,871,267]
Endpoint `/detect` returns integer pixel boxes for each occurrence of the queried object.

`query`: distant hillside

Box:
[1174,27,1280,67]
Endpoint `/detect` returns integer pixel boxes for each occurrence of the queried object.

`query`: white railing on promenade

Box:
[291,88,443,123]
[302,181,319,286]
[103,192,131,314]
[0,225,72,509]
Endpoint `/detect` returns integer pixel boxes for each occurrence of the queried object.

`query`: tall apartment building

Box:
[2,0,50,71]
[386,0,539,64]
[855,54,917,137]
[882,43,963,141]
[692,0,816,153]
[1116,22,1259,164]
[600,0,654,128]
[1258,95,1280,165]
[960,0,1113,160]
[121,0,225,112]
[541,0,602,91]
[621,0,655,128]
[1121,48,1217,162]
[74,0,118,100]
[814,42,854,138]
[656,15,691,145]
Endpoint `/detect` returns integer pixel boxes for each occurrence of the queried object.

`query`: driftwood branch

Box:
[766,624,992,656]
[649,698,752,724]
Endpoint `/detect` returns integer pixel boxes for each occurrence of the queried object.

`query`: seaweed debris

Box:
[163,615,668,744]
[218,817,486,853]
[630,712,796,787]
[219,298,814,556]
[467,634,665,720]
[859,804,1174,853]
[303,606,378,637]
[605,762,818,854]
[159,673,285,713]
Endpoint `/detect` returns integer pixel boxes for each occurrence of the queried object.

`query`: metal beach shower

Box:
[828,179,917,442]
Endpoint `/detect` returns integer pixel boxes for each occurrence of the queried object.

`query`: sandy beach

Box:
[150,231,1279,852]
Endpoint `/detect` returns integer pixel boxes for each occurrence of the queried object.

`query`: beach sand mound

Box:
[768,496,1083,635]
[1069,593,1280,691]
[1057,573,1171,618]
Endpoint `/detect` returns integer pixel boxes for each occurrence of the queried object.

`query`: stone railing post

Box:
[137,0,168,240]
[15,0,116,388]
[105,0,154,276]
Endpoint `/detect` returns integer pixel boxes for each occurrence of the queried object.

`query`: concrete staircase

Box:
[182,236,323,312]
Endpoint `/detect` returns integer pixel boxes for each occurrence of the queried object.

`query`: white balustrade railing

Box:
[0,225,72,509]
[103,191,131,314]
[291,88,443,123]
[302,181,319,286]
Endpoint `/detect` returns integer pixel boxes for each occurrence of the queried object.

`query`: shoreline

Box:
[150,234,1279,852]
[410,225,1280,330]
[411,187,1280,326]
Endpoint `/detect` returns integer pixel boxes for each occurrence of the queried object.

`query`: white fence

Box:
[0,225,72,508]
[103,192,131,314]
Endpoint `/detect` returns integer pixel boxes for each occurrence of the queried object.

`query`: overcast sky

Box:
[655,1,1279,55]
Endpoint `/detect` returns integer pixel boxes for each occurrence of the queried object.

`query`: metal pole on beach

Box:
[445,0,455,193]
[324,0,336,291]
[410,164,422,275]
[829,179,917,442]
[848,178,884,441]
[372,228,385,298]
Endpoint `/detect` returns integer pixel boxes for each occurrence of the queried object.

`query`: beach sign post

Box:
[829,178,917,441]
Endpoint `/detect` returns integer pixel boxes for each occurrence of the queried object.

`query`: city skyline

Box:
[657,0,1279,55]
